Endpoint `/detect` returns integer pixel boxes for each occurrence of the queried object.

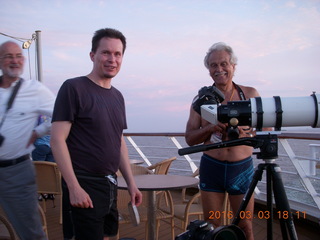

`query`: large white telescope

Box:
[200,94,320,130]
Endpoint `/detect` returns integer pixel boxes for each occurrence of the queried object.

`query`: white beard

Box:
[6,68,23,78]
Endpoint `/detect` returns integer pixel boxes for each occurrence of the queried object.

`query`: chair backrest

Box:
[116,164,152,177]
[147,157,176,175]
[0,205,47,239]
[117,164,151,209]
[192,168,199,177]
[181,168,200,203]
[34,161,61,195]
[131,164,153,175]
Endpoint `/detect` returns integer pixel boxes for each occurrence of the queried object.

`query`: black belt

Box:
[74,170,115,178]
[0,155,30,168]
[74,170,117,184]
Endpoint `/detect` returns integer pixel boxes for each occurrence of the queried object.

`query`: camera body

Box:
[192,86,243,140]
[175,220,214,240]
[175,220,246,240]
[192,86,225,115]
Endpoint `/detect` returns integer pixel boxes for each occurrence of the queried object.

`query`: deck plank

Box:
[42,190,319,240]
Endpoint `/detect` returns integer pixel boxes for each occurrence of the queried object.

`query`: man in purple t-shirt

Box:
[51,28,142,240]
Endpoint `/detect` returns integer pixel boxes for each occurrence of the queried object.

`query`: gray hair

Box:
[204,42,238,69]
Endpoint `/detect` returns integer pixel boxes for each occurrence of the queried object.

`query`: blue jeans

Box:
[32,145,55,162]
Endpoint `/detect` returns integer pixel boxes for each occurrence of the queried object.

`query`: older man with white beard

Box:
[0,41,55,240]
[185,42,263,240]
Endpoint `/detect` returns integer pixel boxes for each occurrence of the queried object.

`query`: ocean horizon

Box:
[125,132,320,209]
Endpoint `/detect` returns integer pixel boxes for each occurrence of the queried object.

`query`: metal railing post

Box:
[309,144,320,175]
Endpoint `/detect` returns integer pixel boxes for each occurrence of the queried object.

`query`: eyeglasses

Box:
[0,54,24,61]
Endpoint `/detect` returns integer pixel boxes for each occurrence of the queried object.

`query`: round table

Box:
[117,174,199,240]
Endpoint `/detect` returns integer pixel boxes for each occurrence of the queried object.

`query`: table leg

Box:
[147,191,156,240]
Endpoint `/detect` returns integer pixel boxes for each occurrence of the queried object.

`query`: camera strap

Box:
[0,78,23,130]
[234,82,246,100]
[213,82,246,100]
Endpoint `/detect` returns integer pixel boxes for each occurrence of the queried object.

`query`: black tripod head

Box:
[178,132,279,160]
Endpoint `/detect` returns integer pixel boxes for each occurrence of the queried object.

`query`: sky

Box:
[1,0,320,132]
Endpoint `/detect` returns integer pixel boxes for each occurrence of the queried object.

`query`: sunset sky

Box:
[1,0,319,132]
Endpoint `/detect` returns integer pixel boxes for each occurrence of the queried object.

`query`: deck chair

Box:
[116,165,150,239]
[221,193,231,225]
[173,191,231,230]
[146,190,175,240]
[181,168,199,203]
[147,157,176,174]
[147,157,176,206]
[180,168,231,226]
[34,161,62,224]
[38,204,48,237]
[174,191,203,231]
[0,204,48,239]
[117,190,175,240]
[116,164,153,177]
[117,166,175,240]
[0,208,18,240]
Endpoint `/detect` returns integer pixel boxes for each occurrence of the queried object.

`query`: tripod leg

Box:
[232,163,265,225]
[271,164,298,240]
[266,165,274,240]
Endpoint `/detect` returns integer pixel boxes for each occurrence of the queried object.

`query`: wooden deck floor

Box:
[2,190,319,240]
[45,190,319,240]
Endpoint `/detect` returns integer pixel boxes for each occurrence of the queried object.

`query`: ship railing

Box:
[123,131,320,220]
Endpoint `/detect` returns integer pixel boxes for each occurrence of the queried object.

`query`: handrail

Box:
[124,131,320,220]
[278,131,320,140]
[124,131,320,139]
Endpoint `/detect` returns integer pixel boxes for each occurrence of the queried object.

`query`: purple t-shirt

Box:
[52,76,127,174]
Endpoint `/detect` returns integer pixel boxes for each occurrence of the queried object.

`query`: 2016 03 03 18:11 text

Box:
[208,210,307,220]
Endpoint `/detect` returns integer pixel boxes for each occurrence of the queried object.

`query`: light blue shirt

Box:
[34,115,51,147]
[0,79,55,159]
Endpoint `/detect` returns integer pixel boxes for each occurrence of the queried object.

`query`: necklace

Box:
[229,87,235,101]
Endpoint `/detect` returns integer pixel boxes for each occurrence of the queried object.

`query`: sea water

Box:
[125,131,320,209]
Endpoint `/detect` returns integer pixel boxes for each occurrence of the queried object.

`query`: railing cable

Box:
[169,137,198,173]
[280,139,320,210]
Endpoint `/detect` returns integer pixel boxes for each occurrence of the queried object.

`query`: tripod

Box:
[232,133,297,240]
[178,133,298,240]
